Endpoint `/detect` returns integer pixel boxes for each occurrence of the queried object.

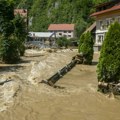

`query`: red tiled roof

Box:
[91,4,120,17]
[14,9,27,17]
[48,24,75,31]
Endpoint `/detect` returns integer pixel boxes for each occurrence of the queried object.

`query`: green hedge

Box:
[97,22,120,83]
[78,32,94,65]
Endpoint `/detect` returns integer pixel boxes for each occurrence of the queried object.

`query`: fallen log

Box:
[59,66,68,76]
[40,59,77,87]
[47,72,60,86]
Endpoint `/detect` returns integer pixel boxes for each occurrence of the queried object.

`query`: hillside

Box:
[16,0,110,37]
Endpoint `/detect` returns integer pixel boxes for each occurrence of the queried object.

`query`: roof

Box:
[48,24,75,31]
[84,22,96,33]
[14,9,27,17]
[91,4,120,17]
[28,32,55,38]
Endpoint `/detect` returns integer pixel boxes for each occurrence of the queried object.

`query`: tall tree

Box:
[13,14,27,56]
[0,0,14,37]
[97,22,120,83]
[78,33,85,53]
[78,32,94,65]
[0,0,27,63]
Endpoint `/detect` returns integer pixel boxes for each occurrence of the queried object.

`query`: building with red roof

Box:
[14,9,28,31]
[48,24,75,39]
[14,9,27,17]
[91,0,120,51]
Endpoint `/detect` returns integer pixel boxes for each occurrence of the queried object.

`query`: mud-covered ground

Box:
[0,49,120,120]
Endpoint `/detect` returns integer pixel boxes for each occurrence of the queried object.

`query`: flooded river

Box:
[0,50,120,120]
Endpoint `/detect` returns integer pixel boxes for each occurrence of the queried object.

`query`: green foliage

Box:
[0,36,20,63]
[97,22,120,83]
[0,0,14,37]
[13,14,27,56]
[78,33,85,53]
[13,15,26,40]
[15,0,33,10]
[19,43,25,56]
[57,37,70,48]
[0,0,27,63]
[16,0,109,37]
[78,32,94,65]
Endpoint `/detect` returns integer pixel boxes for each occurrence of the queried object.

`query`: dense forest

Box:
[15,0,110,37]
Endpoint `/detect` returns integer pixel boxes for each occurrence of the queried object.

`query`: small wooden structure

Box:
[27,32,56,48]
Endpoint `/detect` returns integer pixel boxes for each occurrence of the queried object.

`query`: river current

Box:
[0,50,120,120]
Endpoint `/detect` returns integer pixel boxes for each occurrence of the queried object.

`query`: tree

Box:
[0,0,27,63]
[78,33,85,53]
[57,37,70,48]
[78,32,94,65]
[26,0,108,37]
[97,21,120,83]
[13,14,27,56]
[0,36,20,63]
[0,0,14,37]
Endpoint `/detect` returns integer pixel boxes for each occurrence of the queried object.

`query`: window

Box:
[106,19,110,28]
[117,16,120,23]
[68,35,71,37]
[59,33,62,35]
[33,33,35,37]
[106,18,114,28]
[98,35,104,44]
[99,20,103,30]
[68,31,71,33]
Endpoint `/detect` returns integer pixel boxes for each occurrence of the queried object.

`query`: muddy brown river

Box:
[0,49,120,120]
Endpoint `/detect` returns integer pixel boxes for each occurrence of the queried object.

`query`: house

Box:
[27,32,56,48]
[84,22,96,40]
[14,9,28,27]
[48,24,75,39]
[14,9,27,17]
[91,0,120,51]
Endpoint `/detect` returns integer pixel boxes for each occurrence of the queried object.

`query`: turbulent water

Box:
[0,50,120,120]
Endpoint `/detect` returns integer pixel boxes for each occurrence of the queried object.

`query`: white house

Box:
[91,0,120,51]
[48,24,75,39]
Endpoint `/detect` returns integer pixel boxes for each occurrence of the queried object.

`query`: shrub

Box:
[78,33,85,53]
[57,37,70,48]
[0,1,27,63]
[0,36,20,63]
[78,32,94,64]
[97,21,120,83]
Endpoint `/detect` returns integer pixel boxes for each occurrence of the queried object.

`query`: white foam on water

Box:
[0,75,21,112]
[28,52,73,84]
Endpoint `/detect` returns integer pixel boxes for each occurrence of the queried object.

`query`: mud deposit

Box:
[0,49,120,120]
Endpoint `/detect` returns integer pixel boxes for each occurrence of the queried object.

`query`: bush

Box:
[78,32,94,64]
[97,22,120,83]
[19,43,25,56]
[78,33,85,53]
[57,37,70,48]
[0,1,27,63]
[0,36,20,63]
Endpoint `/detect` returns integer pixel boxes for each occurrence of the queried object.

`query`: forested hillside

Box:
[16,0,110,37]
